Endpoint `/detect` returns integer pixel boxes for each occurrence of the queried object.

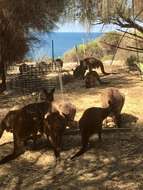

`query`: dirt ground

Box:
[0,64,143,190]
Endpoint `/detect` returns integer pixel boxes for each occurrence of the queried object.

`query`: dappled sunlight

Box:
[0,65,143,189]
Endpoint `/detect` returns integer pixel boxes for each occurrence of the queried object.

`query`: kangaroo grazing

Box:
[71,101,113,159]
[57,102,76,128]
[80,57,110,75]
[73,64,86,79]
[101,88,125,128]
[0,88,55,164]
[44,111,68,160]
[40,92,77,129]
[85,71,103,88]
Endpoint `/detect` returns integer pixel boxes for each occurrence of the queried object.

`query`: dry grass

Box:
[0,63,143,190]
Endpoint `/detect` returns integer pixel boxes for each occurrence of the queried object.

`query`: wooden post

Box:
[52,40,54,62]
[52,40,55,69]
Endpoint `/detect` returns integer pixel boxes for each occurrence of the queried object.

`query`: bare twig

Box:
[117,29,143,40]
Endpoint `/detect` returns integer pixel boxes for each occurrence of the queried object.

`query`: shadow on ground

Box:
[0,122,143,189]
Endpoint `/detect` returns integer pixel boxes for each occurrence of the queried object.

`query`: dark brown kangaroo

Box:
[45,102,76,161]
[71,102,112,159]
[0,88,55,164]
[0,110,17,138]
[80,57,110,75]
[55,58,63,68]
[73,64,86,79]
[19,63,30,75]
[101,88,125,127]
[43,111,68,160]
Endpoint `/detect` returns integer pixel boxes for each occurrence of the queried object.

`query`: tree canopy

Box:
[0,0,66,90]
[65,0,143,33]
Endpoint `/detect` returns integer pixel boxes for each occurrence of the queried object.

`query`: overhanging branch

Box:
[100,41,143,53]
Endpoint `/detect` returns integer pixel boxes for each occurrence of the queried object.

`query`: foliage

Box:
[63,40,103,62]
[99,32,121,55]
[63,30,143,64]
[65,0,143,33]
[63,32,121,62]
[0,0,66,89]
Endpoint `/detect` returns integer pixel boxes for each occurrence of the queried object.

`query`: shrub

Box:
[63,40,103,62]
[99,32,121,55]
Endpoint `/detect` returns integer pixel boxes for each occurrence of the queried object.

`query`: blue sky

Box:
[55,22,121,33]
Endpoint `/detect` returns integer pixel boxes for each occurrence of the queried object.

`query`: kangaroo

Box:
[73,64,86,79]
[101,88,125,127]
[80,57,110,75]
[57,102,76,128]
[19,63,30,75]
[85,70,103,88]
[44,111,68,160]
[71,101,113,159]
[39,92,77,129]
[0,88,55,164]
[0,110,18,138]
[55,58,63,69]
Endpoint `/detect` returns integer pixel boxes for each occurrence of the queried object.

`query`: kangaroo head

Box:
[42,88,55,102]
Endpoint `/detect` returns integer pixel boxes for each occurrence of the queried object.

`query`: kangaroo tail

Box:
[100,61,110,75]
[71,146,88,160]
[0,152,23,165]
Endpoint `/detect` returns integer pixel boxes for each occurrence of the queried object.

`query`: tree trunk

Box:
[0,60,6,92]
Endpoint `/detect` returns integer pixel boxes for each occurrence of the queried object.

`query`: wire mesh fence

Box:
[6,62,62,94]
[0,62,63,119]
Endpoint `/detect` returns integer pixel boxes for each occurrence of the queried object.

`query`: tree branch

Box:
[100,41,143,53]
[127,46,143,51]
[117,29,143,40]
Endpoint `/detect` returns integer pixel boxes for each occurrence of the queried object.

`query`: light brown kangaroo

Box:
[85,70,103,88]
[0,88,55,164]
[71,101,113,159]
[101,88,125,128]
[80,57,110,75]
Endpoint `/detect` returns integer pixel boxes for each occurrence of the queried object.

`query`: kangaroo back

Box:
[80,57,109,75]
[0,88,55,164]
[71,105,112,159]
[101,88,125,115]
[0,110,18,138]
[101,88,125,127]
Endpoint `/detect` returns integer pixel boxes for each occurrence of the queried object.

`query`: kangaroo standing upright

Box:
[0,88,55,164]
